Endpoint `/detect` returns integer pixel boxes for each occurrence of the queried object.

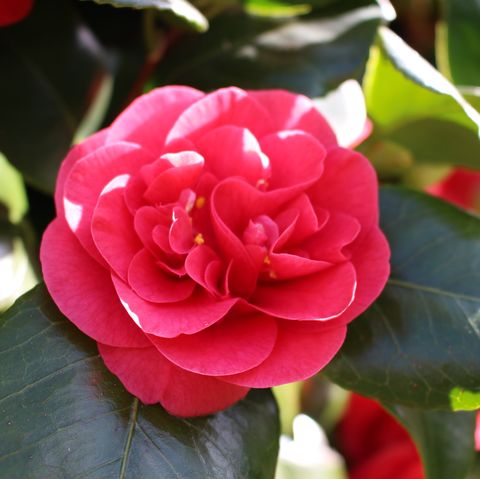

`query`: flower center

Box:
[242,215,279,248]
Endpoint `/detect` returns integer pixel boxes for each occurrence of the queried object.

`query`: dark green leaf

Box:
[439,0,480,86]
[155,4,382,97]
[324,187,480,410]
[84,0,209,32]
[0,0,109,193]
[0,285,280,478]
[385,405,476,479]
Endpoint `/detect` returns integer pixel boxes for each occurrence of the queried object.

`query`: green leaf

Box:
[385,405,476,479]
[155,3,382,97]
[0,153,28,224]
[324,187,480,410]
[85,0,209,32]
[0,0,109,193]
[363,27,480,169]
[0,285,280,478]
[438,0,480,86]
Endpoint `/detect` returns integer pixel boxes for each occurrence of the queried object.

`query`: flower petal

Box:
[107,86,204,155]
[248,89,337,146]
[91,175,141,280]
[128,249,195,303]
[63,142,153,263]
[112,275,237,338]
[220,321,346,387]
[196,125,269,185]
[98,344,249,416]
[55,129,107,218]
[167,87,272,145]
[260,131,325,189]
[40,219,149,348]
[150,313,278,376]
[251,262,356,320]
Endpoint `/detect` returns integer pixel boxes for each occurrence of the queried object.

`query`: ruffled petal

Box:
[98,344,249,416]
[248,89,337,146]
[167,87,272,145]
[40,219,149,348]
[106,86,204,155]
[150,313,278,376]
[128,249,195,303]
[260,131,325,190]
[112,275,237,338]
[91,175,141,280]
[251,262,356,320]
[309,147,379,231]
[55,129,107,218]
[196,125,269,185]
[63,142,153,263]
[220,321,346,387]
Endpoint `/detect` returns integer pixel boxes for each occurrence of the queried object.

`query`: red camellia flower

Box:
[0,0,33,26]
[40,86,390,417]
[337,394,424,479]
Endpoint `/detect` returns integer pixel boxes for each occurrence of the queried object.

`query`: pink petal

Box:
[266,253,331,280]
[91,175,141,280]
[134,206,170,257]
[220,321,346,387]
[106,86,204,155]
[150,313,277,376]
[169,206,194,254]
[248,89,337,146]
[143,151,205,205]
[304,212,361,262]
[166,87,272,145]
[260,131,325,189]
[55,129,107,218]
[98,344,249,416]
[128,249,195,303]
[185,244,224,295]
[309,147,379,231]
[40,219,149,348]
[196,125,269,185]
[251,262,356,320]
[329,227,390,326]
[112,275,238,338]
[475,412,480,451]
[63,142,153,263]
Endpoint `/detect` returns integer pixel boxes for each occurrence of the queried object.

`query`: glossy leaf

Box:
[324,187,480,410]
[155,3,382,97]
[0,0,109,193]
[386,405,476,479]
[0,285,280,478]
[86,0,208,32]
[438,0,480,86]
[363,27,480,169]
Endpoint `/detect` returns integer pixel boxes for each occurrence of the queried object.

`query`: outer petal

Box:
[248,89,337,147]
[150,313,278,376]
[98,345,249,417]
[260,131,325,190]
[63,142,153,263]
[309,147,379,231]
[251,262,356,320]
[220,321,346,387]
[166,87,272,145]
[196,125,269,185]
[40,219,149,348]
[112,275,238,338]
[330,227,390,326]
[55,129,107,218]
[91,175,141,280]
[106,86,204,155]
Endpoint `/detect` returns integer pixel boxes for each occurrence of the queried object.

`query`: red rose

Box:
[337,394,423,479]
[0,0,33,26]
[40,86,390,417]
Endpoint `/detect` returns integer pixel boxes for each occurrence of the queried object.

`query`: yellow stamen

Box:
[256,178,269,190]
[195,196,206,209]
[263,255,271,265]
[194,233,205,245]
[269,270,277,279]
